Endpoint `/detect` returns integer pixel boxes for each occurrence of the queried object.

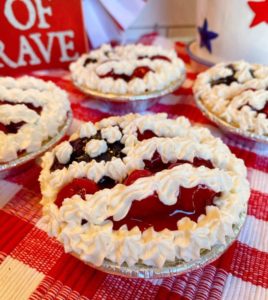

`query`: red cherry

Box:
[137,130,156,141]
[260,102,268,116]
[178,185,219,215]
[168,158,214,170]
[144,151,169,173]
[55,178,99,207]
[191,185,220,214]
[124,169,152,186]
[131,66,152,79]
[193,157,214,169]
[110,184,220,232]
[99,66,152,82]
[168,160,190,169]
[0,123,7,133]
[112,192,172,231]
[177,187,195,213]
[99,70,130,82]
[151,55,171,62]
[127,193,165,218]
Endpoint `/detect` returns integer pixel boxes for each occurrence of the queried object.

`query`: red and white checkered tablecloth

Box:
[0,37,268,300]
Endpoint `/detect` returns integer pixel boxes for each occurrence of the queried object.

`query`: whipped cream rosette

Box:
[0,76,71,164]
[39,113,250,270]
[194,61,268,139]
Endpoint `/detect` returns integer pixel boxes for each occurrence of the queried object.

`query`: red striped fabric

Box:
[0,211,33,254]
[0,38,267,300]
[248,190,268,221]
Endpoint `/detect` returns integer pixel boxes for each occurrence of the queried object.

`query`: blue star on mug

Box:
[198,19,219,53]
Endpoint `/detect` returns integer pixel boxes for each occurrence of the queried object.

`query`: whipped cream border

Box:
[0,76,71,163]
[70,44,185,97]
[193,60,268,135]
[40,113,250,268]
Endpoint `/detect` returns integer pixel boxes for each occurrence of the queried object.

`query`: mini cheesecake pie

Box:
[193,61,268,136]
[70,44,185,96]
[0,76,71,164]
[40,113,250,268]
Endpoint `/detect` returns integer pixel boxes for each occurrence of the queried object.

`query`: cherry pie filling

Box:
[99,66,153,82]
[112,185,220,232]
[0,100,42,134]
[0,121,26,134]
[55,149,219,232]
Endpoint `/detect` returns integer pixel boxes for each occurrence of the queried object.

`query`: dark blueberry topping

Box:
[98,176,116,189]
[211,65,238,87]
[70,137,89,157]
[50,129,126,172]
[92,131,102,140]
[83,57,98,67]
[96,141,125,162]
[81,219,88,225]
[50,159,65,172]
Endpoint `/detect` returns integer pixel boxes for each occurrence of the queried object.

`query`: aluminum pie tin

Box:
[75,210,246,279]
[0,111,72,179]
[195,97,268,144]
[72,73,185,114]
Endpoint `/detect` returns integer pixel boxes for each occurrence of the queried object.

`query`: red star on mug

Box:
[248,0,268,28]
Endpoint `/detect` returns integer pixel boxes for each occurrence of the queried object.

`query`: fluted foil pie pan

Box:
[195,97,268,144]
[72,74,185,114]
[72,209,246,279]
[0,112,72,179]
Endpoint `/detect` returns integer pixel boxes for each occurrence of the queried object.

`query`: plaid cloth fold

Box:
[0,38,267,300]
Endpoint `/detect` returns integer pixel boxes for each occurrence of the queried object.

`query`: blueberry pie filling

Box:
[194,61,268,136]
[210,64,238,87]
[50,130,126,172]
[40,113,249,268]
